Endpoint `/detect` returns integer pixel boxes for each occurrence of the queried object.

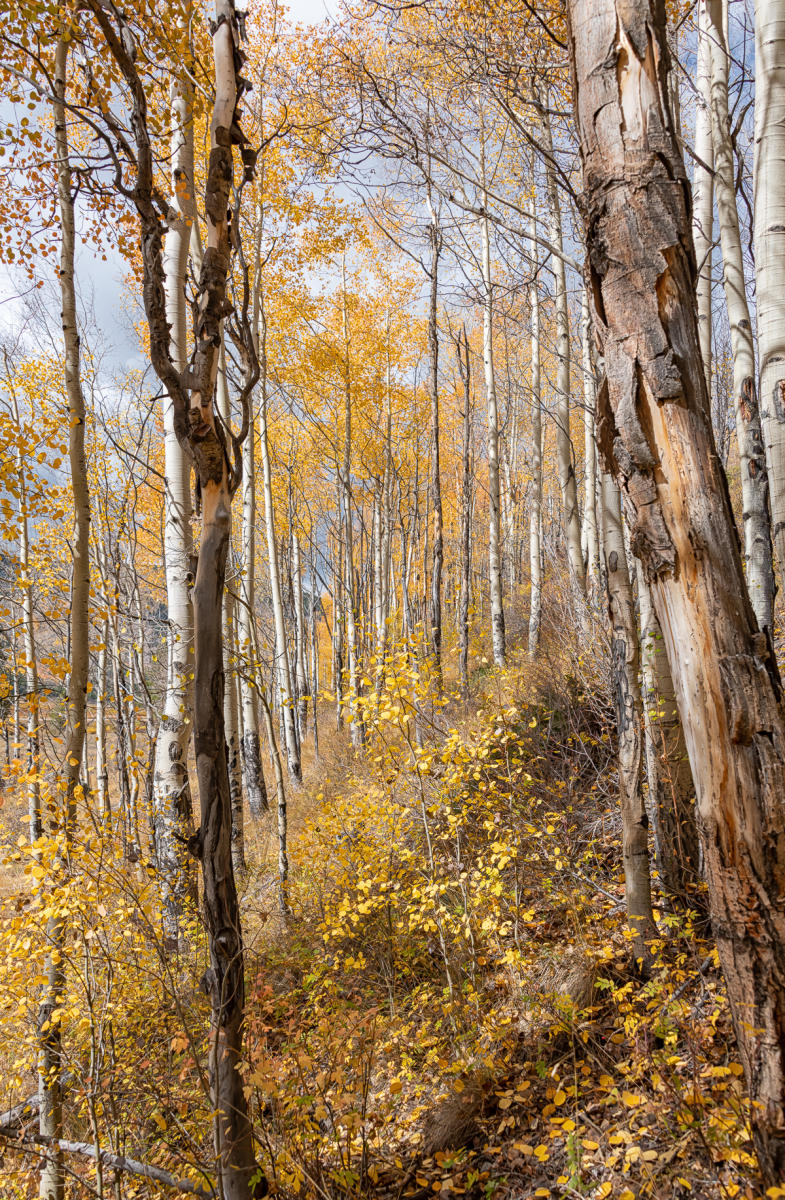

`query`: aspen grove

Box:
[3,0,785,1197]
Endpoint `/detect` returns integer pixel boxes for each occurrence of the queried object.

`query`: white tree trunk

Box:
[152,70,196,940]
[480,190,506,667]
[693,0,714,399]
[755,0,785,596]
[40,39,91,1200]
[707,0,776,630]
[292,531,308,741]
[258,312,301,783]
[542,111,586,594]
[528,217,543,657]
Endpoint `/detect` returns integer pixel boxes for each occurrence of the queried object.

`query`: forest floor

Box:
[0,588,772,1200]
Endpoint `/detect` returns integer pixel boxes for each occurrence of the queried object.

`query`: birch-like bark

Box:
[153,68,196,939]
[457,326,472,697]
[693,0,714,399]
[755,0,785,596]
[292,531,308,740]
[601,474,655,962]
[528,222,543,657]
[480,164,506,667]
[706,0,775,631]
[341,265,365,745]
[427,207,443,686]
[258,307,301,783]
[238,389,267,816]
[40,38,91,1200]
[10,386,41,843]
[542,111,586,595]
[95,616,110,821]
[569,0,785,1173]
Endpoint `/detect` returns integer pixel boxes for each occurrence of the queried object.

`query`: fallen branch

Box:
[0,1092,40,1133]
[0,1131,216,1197]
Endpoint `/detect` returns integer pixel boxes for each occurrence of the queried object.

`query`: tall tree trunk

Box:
[258,308,301,783]
[480,167,506,668]
[427,206,443,686]
[39,38,91,1200]
[693,0,714,400]
[153,68,196,940]
[238,281,268,817]
[755,0,785,597]
[341,263,365,745]
[706,0,775,631]
[292,531,308,742]
[569,0,785,1175]
[528,222,543,657]
[457,326,473,697]
[10,386,41,843]
[542,109,586,595]
[581,291,600,595]
[218,353,245,875]
[95,616,110,822]
[601,474,655,962]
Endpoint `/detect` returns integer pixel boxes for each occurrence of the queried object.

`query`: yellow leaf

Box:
[553,1089,566,1106]
[621,1091,643,1107]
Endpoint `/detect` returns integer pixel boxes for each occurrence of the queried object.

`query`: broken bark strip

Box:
[0,1132,215,1197]
[567,0,785,1182]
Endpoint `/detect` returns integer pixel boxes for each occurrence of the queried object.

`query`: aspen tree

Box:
[755,0,785,594]
[705,0,775,631]
[693,0,714,399]
[480,119,506,668]
[39,36,91,1200]
[528,218,543,658]
[153,64,197,939]
[541,104,585,595]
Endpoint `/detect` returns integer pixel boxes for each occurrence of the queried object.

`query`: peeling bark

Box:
[568,0,785,1177]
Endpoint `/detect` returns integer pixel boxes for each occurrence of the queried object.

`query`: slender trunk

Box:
[341,265,364,745]
[259,687,289,917]
[427,212,443,685]
[706,0,775,631]
[754,0,785,598]
[292,532,308,741]
[569,0,785,1174]
[95,617,110,821]
[11,392,41,843]
[258,310,301,782]
[238,393,267,816]
[40,39,91,1200]
[480,169,506,667]
[153,68,196,940]
[693,0,714,400]
[528,224,543,657]
[457,326,472,697]
[601,474,655,962]
[542,111,585,594]
[581,291,600,595]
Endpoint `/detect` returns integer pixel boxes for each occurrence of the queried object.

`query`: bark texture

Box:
[755,0,785,596]
[706,0,775,631]
[568,0,785,1178]
[40,37,91,1200]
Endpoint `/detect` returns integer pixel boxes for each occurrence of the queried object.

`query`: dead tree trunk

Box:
[568,0,785,1177]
